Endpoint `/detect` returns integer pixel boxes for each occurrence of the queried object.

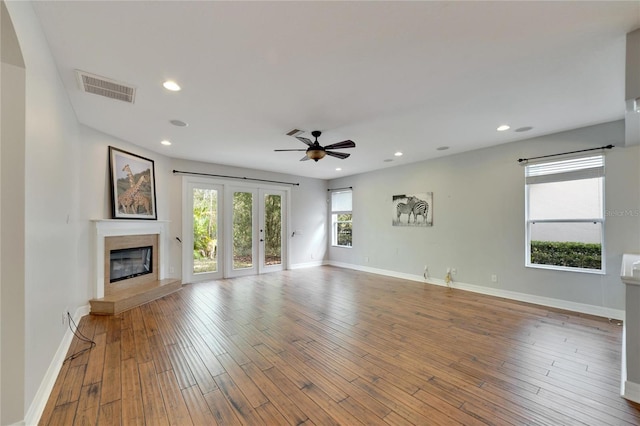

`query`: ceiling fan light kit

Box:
[274,130,356,163]
[307,148,326,161]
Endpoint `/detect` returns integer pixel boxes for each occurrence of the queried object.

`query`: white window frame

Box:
[331,189,352,248]
[524,155,605,274]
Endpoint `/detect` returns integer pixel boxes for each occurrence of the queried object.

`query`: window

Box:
[331,190,352,247]
[525,155,604,273]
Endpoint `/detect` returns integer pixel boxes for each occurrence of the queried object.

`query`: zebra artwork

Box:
[412,198,429,224]
[396,197,417,223]
[392,192,433,226]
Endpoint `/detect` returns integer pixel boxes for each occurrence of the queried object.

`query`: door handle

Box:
[260,239,264,242]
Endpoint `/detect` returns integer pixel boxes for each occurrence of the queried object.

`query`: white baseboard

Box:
[622,322,628,396]
[327,261,625,320]
[290,260,327,270]
[23,305,91,426]
[620,323,640,403]
[623,380,640,404]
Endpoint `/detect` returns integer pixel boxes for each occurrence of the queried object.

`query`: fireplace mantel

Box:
[92,219,170,299]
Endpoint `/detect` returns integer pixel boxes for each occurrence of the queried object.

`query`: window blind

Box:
[331,190,352,212]
[525,155,604,185]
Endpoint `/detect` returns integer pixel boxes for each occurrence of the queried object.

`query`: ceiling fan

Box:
[274,130,356,162]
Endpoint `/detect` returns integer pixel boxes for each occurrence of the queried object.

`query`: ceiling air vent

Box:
[75,70,136,103]
[286,129,305,137]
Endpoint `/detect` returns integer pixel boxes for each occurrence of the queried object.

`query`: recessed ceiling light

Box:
[436,146,449,151]
[161,140,172,146]
[335,168,342,171]
[515,126,533,133]
[497,125,510,131]
[169,119,188,127]
[394,151,403,157]
[163,80,181,91]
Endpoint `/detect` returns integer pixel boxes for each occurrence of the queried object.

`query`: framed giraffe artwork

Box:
[392,192,433,227]
[109,146,157,220]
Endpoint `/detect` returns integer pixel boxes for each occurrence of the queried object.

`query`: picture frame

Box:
[109,146,157,220]
[392,192,433,227]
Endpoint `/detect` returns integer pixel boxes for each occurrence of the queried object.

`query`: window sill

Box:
[526,263,605,275]
[332,245,352,249]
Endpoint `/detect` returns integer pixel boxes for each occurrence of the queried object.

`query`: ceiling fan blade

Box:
[326,151,351,159]
[324,140,356,150]
[274,149,308,152]
[295,136,313,146]
[299,155,310,161]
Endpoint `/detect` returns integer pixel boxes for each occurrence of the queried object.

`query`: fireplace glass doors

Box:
[110,246,153,283]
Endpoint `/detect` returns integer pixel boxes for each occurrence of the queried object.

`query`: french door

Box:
[184,181,223,283]
[260,189,285,274]
[183,178,286,282]
[226,187,286,277]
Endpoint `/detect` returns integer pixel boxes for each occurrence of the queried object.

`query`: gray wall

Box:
[1,1,26,423]
[328,121,640,312]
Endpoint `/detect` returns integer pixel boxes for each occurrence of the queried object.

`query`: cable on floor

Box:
[63,312,96,364]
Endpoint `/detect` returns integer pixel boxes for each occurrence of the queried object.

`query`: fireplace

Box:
[91,220,180,315]
[110,245,153,283]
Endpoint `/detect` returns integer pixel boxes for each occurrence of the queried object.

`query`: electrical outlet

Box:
[62,311,67,326]
[446,267,451,273]
[491,274,498,282]
[169,266,175,274]
[364,256,369,262]
[451,268,457,275]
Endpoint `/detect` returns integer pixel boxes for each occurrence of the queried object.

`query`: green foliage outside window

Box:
[336,213,352,247]
[530,241,601,270]
[193,189,217,273]
[233,192,253,268]
[263,195,282,264]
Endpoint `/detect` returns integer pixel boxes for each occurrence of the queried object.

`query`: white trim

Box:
[24,305,90,426]
[622,322,627,396]
[623,380,640,404]
[290,260,327,270]
[327,261,625,320]
[621,321,640,404]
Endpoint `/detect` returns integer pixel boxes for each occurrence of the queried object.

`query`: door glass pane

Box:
[192,188,217,274]
[264,194,282,266]
[233,191,253,269]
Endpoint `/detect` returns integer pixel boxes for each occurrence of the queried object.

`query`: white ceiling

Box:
[32,1,640,180]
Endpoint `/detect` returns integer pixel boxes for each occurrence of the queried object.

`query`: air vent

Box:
[286,129,305,137]
[75,70,136,103]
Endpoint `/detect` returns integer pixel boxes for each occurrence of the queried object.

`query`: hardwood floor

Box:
[40,266,640,425]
